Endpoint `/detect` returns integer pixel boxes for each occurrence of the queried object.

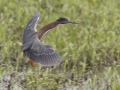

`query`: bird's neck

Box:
[37,21,60,39]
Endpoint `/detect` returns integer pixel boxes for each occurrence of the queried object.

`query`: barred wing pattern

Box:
[23,13,62,66]
[23,38,62,66]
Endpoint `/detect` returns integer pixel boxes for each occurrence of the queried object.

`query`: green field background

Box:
[0,0,120,90]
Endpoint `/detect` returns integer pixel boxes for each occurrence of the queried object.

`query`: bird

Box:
[22,12,78,67]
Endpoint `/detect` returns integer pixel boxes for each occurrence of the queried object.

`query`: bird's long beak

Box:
[68,21,79,24]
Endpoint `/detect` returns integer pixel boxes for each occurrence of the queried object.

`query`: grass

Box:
[0,0,120,90]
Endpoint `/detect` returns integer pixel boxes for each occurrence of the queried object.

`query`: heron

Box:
[22,12,78,67]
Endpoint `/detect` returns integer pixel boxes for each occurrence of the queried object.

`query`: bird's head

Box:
[57,17,78,24]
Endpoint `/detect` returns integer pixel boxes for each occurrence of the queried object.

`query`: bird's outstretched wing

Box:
[22,13,40,51]
[24,38,62,66]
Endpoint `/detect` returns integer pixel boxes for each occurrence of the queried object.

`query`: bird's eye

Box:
[62,21,66,24]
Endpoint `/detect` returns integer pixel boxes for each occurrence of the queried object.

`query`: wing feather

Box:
[24,43,62,66]
[22,13,40,51]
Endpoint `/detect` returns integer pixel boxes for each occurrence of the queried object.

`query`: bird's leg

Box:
[30,60,34,67]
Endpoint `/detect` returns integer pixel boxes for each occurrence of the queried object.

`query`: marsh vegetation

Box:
[0,0,120,90]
